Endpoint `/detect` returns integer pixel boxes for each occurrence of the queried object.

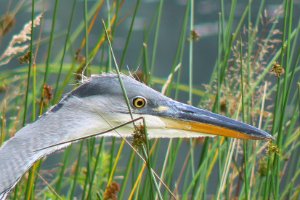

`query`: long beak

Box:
[159,100,274,140]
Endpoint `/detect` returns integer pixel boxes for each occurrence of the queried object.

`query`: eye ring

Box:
[132,96,147,109]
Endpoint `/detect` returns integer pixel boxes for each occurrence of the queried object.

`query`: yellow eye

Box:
[133,97,146,108]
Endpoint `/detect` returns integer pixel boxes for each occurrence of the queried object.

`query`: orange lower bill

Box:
[162,118,262,140]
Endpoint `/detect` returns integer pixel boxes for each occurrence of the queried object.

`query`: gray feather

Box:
[1,73,228,198]
[0,75,125,198]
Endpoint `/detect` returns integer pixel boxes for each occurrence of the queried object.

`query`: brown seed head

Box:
[271,62,285,77]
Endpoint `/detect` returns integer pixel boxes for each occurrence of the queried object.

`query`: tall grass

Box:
[0,0,299,199]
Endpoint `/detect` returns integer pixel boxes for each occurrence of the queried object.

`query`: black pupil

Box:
[136,99,144,107]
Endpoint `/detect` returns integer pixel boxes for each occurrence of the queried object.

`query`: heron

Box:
[0,73,273,199]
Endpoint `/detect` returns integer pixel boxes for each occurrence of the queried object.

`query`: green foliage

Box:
[0,0,299,199]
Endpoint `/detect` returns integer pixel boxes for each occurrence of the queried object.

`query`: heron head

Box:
[64,74,273,140]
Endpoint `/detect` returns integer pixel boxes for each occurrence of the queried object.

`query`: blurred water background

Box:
[0,0,299,198]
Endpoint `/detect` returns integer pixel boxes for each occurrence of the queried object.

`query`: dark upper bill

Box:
[158,100,274,140]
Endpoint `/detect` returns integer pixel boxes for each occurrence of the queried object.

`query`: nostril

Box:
[182,109,195,114]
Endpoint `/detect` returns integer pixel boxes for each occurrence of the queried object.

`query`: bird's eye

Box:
[132,96,146,109]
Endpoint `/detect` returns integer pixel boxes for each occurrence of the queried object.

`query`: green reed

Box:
[0,0,299,199]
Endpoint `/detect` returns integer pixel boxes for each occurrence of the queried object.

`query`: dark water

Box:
[0,0,299,197]
[2,1,299,97]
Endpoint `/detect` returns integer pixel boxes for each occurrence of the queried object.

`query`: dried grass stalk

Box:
[0,13,43,66]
